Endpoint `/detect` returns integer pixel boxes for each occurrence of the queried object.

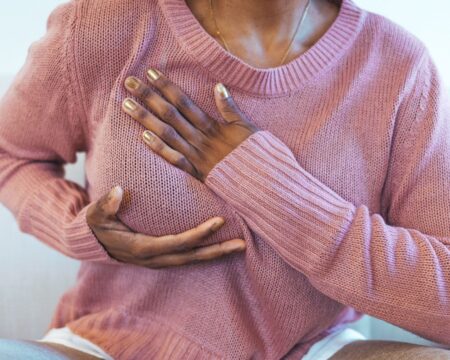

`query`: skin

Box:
[186,0,340,68]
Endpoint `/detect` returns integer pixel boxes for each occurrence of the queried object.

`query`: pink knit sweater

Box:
[1,0,449,358]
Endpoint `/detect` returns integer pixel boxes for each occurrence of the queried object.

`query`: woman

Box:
[0,0,449,358]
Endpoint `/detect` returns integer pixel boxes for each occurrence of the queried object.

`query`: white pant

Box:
[39,326,366,360]
[38,327,113,359]
[302,328,366,360]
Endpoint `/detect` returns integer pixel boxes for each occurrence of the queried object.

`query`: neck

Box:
[185,0,339,68]
[212,0,311,33]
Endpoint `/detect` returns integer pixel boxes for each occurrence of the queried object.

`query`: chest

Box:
[84,67,396,237]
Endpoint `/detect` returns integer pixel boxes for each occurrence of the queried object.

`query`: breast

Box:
[85,97,243,244]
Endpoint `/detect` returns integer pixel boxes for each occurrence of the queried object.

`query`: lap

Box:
[2,337,449,360]
[0,339,99,360]
[330,340,450,360]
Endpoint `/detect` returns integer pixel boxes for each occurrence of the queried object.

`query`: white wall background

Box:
[0,0,448,346]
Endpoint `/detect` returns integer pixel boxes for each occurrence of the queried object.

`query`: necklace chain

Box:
[209,0,312,67]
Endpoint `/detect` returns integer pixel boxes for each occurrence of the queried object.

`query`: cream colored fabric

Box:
[39,327,113,360]
[302,328,366,360]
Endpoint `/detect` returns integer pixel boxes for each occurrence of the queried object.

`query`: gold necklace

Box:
[209,0,312,67]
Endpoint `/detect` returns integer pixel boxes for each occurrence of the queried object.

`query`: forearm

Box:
[205,130,450,345]
[0,149,112,261]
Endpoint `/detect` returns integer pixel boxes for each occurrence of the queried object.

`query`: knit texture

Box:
[1,0,449,358]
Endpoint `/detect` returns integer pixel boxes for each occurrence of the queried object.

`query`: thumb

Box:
[98,185,123,217]
[214,83,247,124]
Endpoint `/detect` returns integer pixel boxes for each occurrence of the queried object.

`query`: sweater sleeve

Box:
[204,49,450,345]
[0,1,117,263]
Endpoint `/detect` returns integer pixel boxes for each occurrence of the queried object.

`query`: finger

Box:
[137,239,246,268]
[134,215,226,258]
[111,216,224,258]
[146,69,213,132]
[94,227,137,254]
[87,186,134,250]
[214,83,247,124]
[142,130,198,177]
[124,76,200,142]
[122,97,194,156]
[95,185,123,217]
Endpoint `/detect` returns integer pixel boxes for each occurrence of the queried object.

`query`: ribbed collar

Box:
[158,0,365,96]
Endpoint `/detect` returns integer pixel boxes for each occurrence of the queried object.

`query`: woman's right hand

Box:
[86,186,246,268]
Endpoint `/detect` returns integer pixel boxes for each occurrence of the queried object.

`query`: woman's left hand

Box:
[121,69,259,182]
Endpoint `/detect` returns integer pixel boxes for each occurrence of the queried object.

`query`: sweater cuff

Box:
[63,204,120,263]
[205,130,356,275]
[18,178,120,264]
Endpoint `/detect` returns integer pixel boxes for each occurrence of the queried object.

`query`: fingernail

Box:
[123,98,137,111]
[143,130,155,143]
[225,240,246,253]
[215,83,230,99]
[125,76,140,90]
[147,68,161,81]
[111,185,122,197]
[210,218,225,232]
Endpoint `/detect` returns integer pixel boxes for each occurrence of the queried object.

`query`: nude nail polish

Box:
[123,99,137,111]
[147,69,161,81]
[215,83,230,99]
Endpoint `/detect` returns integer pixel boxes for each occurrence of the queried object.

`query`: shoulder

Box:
[67,0,161,102]
[71,0,160,68]
[359,14,448,150]
[356,10,428,76]
[364,11,447,96]
[73,0,160,51]
[74,0,159,26]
